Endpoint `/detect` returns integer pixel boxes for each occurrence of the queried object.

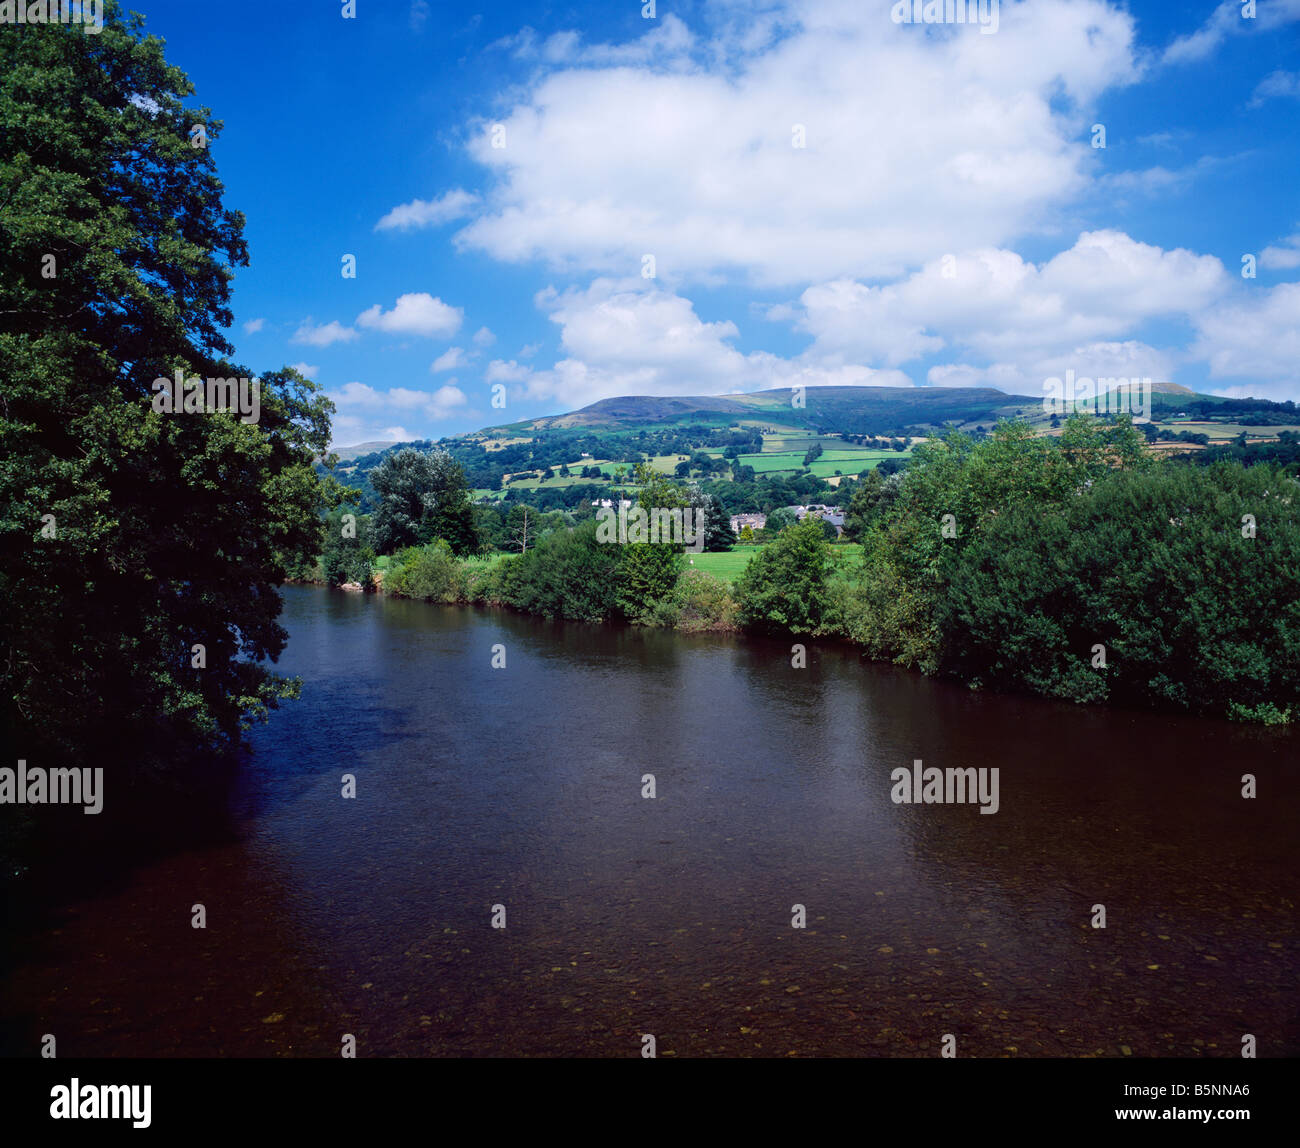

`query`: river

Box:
[4,584,1296,1057]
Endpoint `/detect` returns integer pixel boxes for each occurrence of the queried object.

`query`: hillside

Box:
[484,385,1042,437]
[327,384,1300,515]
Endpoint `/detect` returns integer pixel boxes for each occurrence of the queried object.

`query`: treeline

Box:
[344,417,1300,724]
[1175,430,1300,474]
[330,423,765,501]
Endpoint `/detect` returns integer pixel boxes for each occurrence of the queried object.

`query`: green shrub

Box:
[734,518,837,635]
[384,540,464,602]
[673,569,738,632]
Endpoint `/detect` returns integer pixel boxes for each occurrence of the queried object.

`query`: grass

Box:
[690,542,863,583]
[738,448,908,475]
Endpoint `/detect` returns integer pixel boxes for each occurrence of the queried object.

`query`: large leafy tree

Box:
[369,447,478,556]
[0,7,335,810]
[687,486,735,551]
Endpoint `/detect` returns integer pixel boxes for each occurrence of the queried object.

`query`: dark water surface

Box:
[5,585,1297,1057]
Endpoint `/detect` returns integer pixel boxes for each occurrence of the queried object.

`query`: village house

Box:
[729,513,767,534]
[786,504,845,537]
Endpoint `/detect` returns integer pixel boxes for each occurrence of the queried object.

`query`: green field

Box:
[690,542,863,583]
[739,448,906,476]
[1168,421,1300,442]
[686,545,763,581]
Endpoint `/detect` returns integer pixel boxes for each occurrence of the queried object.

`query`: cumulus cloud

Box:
[328,381,470,434]
[472,326,496,347]
[485,359,533,383]
[242,317,265,334]
[293,319,358,347]
[375,189,480,231]
[431,347,470,372]
[1192,281,1300,385]
[500,280,910,409]
[1260,234,1300,270]
[786,231,1228,384]
[356,293,464,337]
[289,362,321,378]
[457,0,1139,286]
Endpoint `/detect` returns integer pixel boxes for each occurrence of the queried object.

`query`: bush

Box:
[493,519,624,622]
[734,518,838,635]
[940,463,1300,719]
[673,569,738,632]
[383,540,465,602]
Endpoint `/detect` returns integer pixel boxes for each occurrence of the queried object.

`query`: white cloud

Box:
[1250,70,1300,107]
[472,326,496,347]
[1192,281,1300,385]
[356,293,464,338]
[485,359,533,383]
[410,0,430,32]
[491,13,696,67]
[428,384,469,417]
[519,342,542,358]
[503,279,910,409]
[927,341,1178,395]
[243,317,265,334]
[786,231,1228,385]
[293,319,358,347]
[431,347,470,372]
[1164,0,1300,66]
[1260,234,1300,271]
[328,381,470,428]
[375,189,480,231]
[289,362,321,378]
[457,0,1140,287]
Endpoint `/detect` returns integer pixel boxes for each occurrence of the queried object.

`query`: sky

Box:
[135,0,1300,447]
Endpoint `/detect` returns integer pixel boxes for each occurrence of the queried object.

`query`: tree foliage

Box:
[369,447,477,556]
[0,6,335,801]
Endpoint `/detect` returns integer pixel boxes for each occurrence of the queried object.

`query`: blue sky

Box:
[138,0,1300,446]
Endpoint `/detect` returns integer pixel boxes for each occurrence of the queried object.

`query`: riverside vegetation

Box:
[306,414,1300,725]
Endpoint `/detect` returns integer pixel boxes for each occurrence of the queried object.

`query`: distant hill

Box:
[323,383,1299,511]
[487,385,1044,437]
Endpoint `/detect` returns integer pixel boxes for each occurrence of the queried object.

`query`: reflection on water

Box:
[4,585,1296,1057]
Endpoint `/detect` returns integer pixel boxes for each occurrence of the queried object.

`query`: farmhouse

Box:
[730,513,767,533]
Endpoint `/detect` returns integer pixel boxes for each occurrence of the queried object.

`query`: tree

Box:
[941,462,1300,720]
[617,464,686,621]
[506,503,536,554]
[321,508,375,588]
[687,487,735,551]
[0,5,335,833]
[764,507,798,534]
[369,448,478,556]
[734,518,837,635]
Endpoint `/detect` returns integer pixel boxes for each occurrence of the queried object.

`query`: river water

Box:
[4,584,1296,1057]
